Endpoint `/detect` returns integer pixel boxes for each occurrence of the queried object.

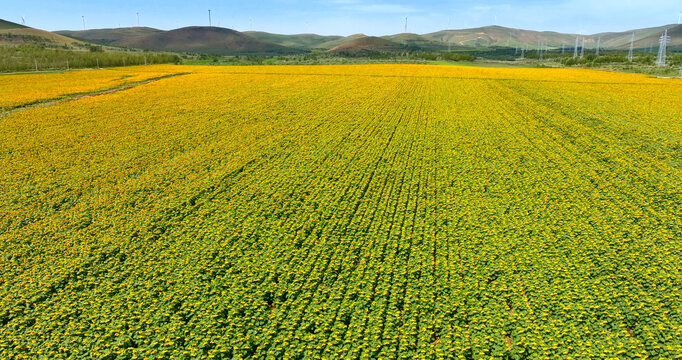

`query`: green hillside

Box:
[328,36,412,55]
[382,33,449,51]
[0,19,27,30]
[315,34,367,50]
[244,31,343,49]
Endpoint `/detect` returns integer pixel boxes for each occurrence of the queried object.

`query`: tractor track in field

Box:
[0,72,193,119]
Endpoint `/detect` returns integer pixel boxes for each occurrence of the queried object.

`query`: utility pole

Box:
[208,9,212,27]
[627,32,634,62]
[657,29,670,67]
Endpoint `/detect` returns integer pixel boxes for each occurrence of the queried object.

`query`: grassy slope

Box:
[382,33,448,51]
[328,36,409,54]
[243,31,343,49]
[0,29,84,46]
[1,18,84,46]
[55,27,163,46]
[0,19,27,30]
[316,34,367,50]
[116,26,301,55]
[423,24,682,51]
[424,25,585,49]
[596,24,681,50]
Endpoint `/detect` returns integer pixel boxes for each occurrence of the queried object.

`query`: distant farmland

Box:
[0,65,681,359]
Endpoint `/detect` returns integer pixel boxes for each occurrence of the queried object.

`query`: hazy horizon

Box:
[4,0,681,36]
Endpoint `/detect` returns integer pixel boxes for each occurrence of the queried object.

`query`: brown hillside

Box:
[328,36,407,55]
[116,26,300,55]
[1,28,83,46]
[316,33,367,50]
[597,24,682,50]
[424,26,587,49]
[56,27,163,46]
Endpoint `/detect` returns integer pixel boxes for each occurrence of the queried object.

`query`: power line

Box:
[657,29,670,67]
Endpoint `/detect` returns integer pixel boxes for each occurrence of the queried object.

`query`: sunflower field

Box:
[0,64,680,359]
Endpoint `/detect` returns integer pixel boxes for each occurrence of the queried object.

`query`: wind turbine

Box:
[21,16,25,25]
[137,12,140,26]
[82,16,85,30]
[404,17,408,33]
[208,10,212,27]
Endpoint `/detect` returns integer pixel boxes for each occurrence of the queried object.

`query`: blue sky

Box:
[2,0,680,35]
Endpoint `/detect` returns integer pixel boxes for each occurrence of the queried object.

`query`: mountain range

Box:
[2,18,679,56]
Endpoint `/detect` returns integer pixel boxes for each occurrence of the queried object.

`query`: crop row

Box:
[0,65,680,359]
